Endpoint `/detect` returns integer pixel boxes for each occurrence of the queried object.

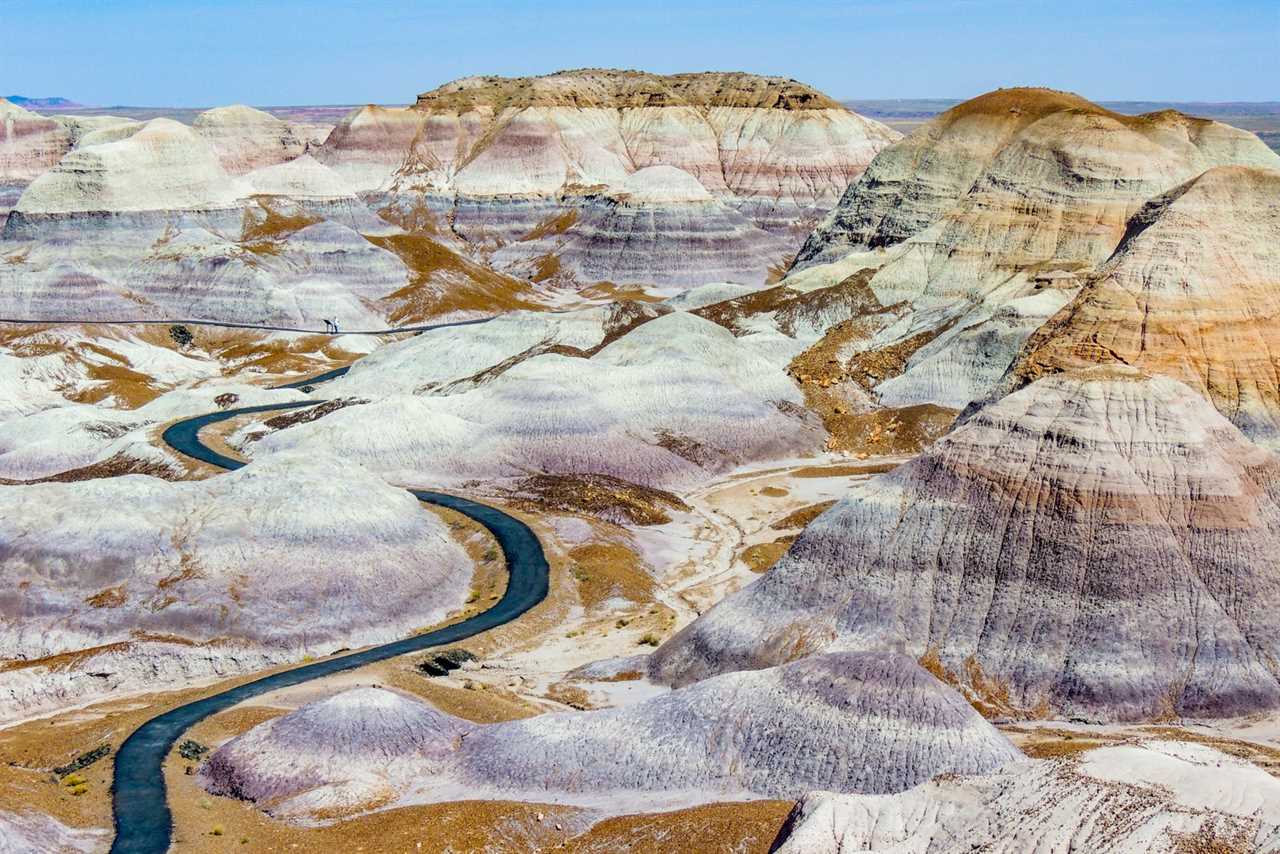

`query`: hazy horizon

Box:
[9,94,1280,111]
[4,0,1276,107]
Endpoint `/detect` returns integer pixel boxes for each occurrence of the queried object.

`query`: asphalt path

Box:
[109,396,549,853]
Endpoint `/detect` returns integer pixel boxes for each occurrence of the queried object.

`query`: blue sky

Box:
[3,0,1276,106]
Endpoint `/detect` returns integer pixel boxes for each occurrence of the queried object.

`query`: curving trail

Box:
[0,315,494,336]
[109,395,550,854]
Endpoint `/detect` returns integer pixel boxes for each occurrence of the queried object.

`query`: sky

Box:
[3,0,1277,106]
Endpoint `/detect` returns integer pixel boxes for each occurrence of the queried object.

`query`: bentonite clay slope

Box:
[0,111,430,326]
[320,69,899,242]
[192,104,315,174]
[794,87,1279,271]
[12,117,242,214]
[1005,165,1280,444]
[0,449,473,662]
[652,368,1280,721]
[246,308,822,491]
[201,653,1020,819]
[0,99,71,182]
[773,87,1280,412]
[772,740,1280,853]
[489,165,795,287]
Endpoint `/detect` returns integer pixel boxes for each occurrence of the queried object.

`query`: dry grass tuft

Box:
[505,472,689,526]
[368,233,545,323]
[739,538,794,573]
[771,501,836,530]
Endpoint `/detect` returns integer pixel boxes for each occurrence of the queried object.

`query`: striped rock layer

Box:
[1006,164,1280,446]
[651,369,1280,721]
[201,653,1020,819]
[777,88,1280,412]
[320,69,899,286]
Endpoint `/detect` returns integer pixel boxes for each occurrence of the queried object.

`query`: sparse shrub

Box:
[168,324,193,349]
[482,548,498,563]
[211,825,224,836]
[639,632,661,647]
[178,740,210,762]
[62,773,89,796]
[615,618,630,628]
[417,648,477,677]
[54,745,110,778]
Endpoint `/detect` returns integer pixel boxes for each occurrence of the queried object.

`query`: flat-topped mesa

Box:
[651,368,1280,721]
[412,69,845,111]
[319,69,899,283]
[1006,164,1280,445]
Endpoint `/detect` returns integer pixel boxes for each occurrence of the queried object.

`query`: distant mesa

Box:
[4,95,83,109]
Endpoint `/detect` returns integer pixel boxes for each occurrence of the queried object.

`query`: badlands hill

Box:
[652,368,1280,721]
[320,69,899,287]
[770,87,1280,418]
[0,450,473,718]
[795,87,1278,269]
[0,72,899,324]
[192,104,317,174]
[240,306,821,490]
[201,654,1019,819]
[1004,165,1280,445]
[0,114,415,326]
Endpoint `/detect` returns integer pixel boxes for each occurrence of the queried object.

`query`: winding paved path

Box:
[109,395,549,853]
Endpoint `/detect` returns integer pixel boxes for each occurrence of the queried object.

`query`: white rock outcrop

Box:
[0,450,473,718]
[201,653,1020,819]
[773,740,1280,854]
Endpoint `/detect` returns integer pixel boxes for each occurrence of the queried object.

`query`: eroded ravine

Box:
[109,397,550,854]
